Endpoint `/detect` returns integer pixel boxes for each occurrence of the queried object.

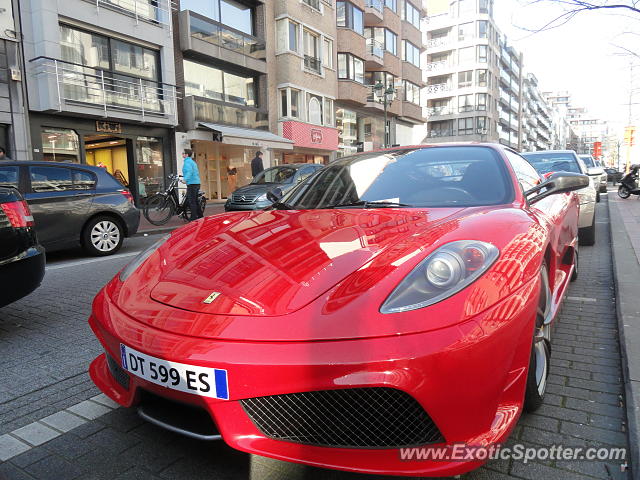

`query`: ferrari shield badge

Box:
[203,292,221,304]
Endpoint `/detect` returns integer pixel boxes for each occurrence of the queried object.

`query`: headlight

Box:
[119,234,170,282]
[256,193,268,201]
[380,240,499,314]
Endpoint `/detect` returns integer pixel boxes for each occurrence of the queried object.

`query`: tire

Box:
[183,196,207,222]
[596,191,600,203]
[578,214,596,246]
[144,194,175,225]
[524,265,552,413]
[82,216,124,256]
[599,184,607,193]
[618,185,631,199]
[570,248,578,282]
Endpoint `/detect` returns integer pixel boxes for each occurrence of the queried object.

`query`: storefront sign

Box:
[282,121,338,151]
[96,121,122,134]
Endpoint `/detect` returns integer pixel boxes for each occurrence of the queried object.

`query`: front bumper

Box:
[89,277,539,476]
[224,201,272,211]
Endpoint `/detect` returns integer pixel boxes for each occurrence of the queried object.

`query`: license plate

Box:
[119,344,229,400]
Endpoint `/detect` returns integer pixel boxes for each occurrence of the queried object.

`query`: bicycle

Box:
[143,174,207,226]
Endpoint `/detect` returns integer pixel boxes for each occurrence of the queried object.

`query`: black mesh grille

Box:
[106,352,130,390]
[241,387,444,448]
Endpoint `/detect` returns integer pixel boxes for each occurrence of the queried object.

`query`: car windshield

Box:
[521,152,582,175]
[279,146,514,209]
[253,167,296,184]
[579,155,596,168]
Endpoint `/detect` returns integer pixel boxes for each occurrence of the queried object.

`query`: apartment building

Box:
[496,37,522,149]
[20,0,178,205]
[174,0,299,201]
[543,90,574,150]
[266,0,339,164]
[335,0,426,156]
[567,106,609,155]
[521,73,553,151]
[423,0,501,143]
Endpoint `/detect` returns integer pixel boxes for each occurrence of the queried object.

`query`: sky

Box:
[493,0,640,133]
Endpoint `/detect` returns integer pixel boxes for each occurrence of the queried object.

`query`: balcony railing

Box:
[426,106,453,116]
[425,60,449,71]
[428,129,456,138]
[302,0,321,10]
[304,55,322,74]
[366,38,384,58]
[426,83,452,94]
[365,0,384,12]
[189,96,268,130]
[190,15,266,60]
[87,0,175,28]
[30,57,177,121]
[426,37,450,48]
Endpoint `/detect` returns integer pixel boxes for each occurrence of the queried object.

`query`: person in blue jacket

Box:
[182,149,203,221]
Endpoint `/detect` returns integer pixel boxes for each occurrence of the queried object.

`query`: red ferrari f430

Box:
[89,144,588,476]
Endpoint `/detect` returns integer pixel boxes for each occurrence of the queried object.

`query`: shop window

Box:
[136,137,164,199]
[41,128,80,163]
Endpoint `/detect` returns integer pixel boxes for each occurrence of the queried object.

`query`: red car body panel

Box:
[88,145,580,476]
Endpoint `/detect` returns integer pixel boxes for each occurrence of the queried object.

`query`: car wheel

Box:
[524,265,552,413]
[82,216,124,256]
[618,185,631,199]
[578,214,596,246]
[596,191,600,203]
[570,248,578,282]
[599,185,607,193]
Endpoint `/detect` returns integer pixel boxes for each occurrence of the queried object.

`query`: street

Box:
[0,194,631,480]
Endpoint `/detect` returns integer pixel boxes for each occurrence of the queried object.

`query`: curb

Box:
[608,196,640,480]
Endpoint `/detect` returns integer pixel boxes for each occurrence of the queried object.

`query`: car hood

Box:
[107,206,542,341]
[231,183,291,196]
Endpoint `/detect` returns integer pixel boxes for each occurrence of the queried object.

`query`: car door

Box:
[24,165,95,248]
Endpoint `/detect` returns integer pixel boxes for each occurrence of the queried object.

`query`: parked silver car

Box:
[521,150,597,246]
[579,154,607,197]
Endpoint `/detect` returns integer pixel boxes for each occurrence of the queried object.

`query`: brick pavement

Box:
[0,196,631,479]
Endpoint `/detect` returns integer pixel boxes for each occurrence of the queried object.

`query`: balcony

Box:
[184,95,268,131]
[499,109,510,125]
[425,83,452,95]
[365,38,385,68]
[84,0,174,28]
[424,13,454,28]
[400,101,425,124]
[304,55,322,74]
[180,10,266,74]
[426,37,451,49]
[425,60,449,72]
[364,0,384,23]
[29,57,177,125]
[428,129,457,138]
[426,106,453,116]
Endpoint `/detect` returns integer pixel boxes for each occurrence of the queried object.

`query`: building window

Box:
[337,53,364,83]
[184,60,255,106]
[41,128,80,163]
[404,80,420,104]
[476,93,487,110]
[479,0,489,14]
[458,94,473,112]
[478,20,488,38]
[289,20,299,51]
[276,18,299,53]
[303,29,321,73]
[324,98,334,126]
[458,117,474,135]
[402,40,420,67]
[458,70,472,88]
[458,22,473,41]
[477,45,488,63]
[402,1,420,29]
[385,0,397,11]
[181,0,254,35]
[385,29,398,55]
[337,1,364,35]
[323,38,333,68]
[476,69,487,86]
[458,46,473,64]
[477,116,488,133]
[308,94,323,124]
[290,89,300,117]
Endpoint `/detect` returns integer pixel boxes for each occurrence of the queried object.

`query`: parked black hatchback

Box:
[0,162,140,256]
[0,186,45,307]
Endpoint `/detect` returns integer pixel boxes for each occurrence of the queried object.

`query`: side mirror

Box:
[525,172,590,204]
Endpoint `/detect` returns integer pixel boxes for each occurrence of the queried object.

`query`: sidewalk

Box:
[608,190,640,480]
[136,201,226,235]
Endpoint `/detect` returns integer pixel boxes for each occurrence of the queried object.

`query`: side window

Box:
[505,151,542,192]
[298,167,315,183]
[72,169,97,190]
[0,166,19,189]
[29,166,74,193]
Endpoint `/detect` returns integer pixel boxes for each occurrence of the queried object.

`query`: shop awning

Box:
[199,123,294,150]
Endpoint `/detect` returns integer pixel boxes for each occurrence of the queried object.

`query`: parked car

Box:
[89,144,588,477]
[578,154,607,194]
[0,162,139,256]
[0,186,45,307]
[224,163,323,211]
[605,167,624,185]
[521,150,597,245]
